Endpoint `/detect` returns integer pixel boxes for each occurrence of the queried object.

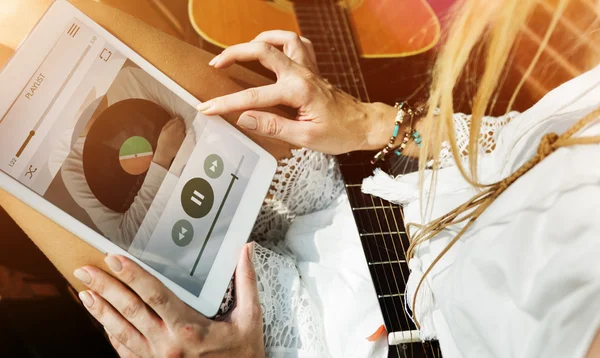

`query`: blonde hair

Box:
[407,0,600,325]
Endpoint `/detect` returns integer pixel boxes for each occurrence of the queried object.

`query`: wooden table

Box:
[0,0,197,68]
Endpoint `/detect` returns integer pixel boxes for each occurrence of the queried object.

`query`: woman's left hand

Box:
[73,243,264,358]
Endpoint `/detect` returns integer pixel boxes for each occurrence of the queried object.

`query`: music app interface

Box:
[0,19,259,296]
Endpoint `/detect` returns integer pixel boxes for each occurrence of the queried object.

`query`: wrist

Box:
[360,102,399,151]
[152,151,172,170]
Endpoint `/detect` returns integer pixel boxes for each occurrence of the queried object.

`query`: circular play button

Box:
[181,177,214,219]
[204,153,224,179]
[171,219,194,247]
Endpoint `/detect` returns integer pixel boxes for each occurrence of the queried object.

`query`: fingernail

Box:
[237,115,258,130]
[209,54,221,66]
[105,255,123,273]
[79,291,94,308]
[248,242,255,261]
[197,101,213,113]
[74,268,92,284]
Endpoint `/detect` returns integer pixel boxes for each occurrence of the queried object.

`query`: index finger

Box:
[212,42,292,75]
[198,84,296,116]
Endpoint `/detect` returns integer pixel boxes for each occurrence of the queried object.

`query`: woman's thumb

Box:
[234,242,260,315]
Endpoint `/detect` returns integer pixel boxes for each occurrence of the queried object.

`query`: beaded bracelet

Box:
[371,102,407,164]
[371,102,422,164]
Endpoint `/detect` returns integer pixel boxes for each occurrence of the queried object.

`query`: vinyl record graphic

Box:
[119,136,154,175]
[83,99,171,213]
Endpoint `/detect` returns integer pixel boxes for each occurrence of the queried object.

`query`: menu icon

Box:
[67,23,80,38]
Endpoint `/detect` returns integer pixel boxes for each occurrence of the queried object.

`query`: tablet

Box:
[0,0,276,317]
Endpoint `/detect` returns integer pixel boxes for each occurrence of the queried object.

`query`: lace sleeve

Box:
[251,148,344,246]
[433,111,520,169]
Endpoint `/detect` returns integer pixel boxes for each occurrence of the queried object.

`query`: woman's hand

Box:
[197,30,397,155]
[153,118,186,169]
[73,243,264,358]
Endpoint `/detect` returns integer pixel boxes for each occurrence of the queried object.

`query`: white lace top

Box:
[248,64,599,357]
[249,103,524,357]
[249,111,521,357]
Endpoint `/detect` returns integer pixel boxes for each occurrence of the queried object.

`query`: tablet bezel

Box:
[0,0,276,317]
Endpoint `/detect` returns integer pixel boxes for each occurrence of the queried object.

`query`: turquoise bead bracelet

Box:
[372,102,422,164]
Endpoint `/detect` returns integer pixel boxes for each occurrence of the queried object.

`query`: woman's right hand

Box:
[197,30,397,155]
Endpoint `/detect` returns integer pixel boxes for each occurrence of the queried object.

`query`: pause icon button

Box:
[191,190,205,207]
[181,178,214,219]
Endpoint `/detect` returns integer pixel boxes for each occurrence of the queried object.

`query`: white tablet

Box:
[0,0,276,317]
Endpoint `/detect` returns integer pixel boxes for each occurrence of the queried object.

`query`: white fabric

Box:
[250,151,388,357]
[62,138,167,250]
[363,64,600,357]
[60,67,196,250]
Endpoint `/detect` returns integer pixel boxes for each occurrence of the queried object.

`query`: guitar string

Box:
[312,1,434,355]
[317,2,402,355]
[292,4,402,355]
[318,0,403,332]
[321,0,406,340]
[304,2,399,355]
[325,0,412,335]
[319,1,357,97]
[334,0,371,102]
[332,3,435,356]
[389,159,440,358]
[386,195,433,358]
[332,0,419,335]
[397,204,440,358]
[323,0,363,99]
[306,1,345,94]
[324,2,424,354]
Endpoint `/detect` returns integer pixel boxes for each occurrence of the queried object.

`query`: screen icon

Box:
[171,219,194,247]
[25,165,37,180]
[100,49,112,62]
[181,178,214,219]
[204,154,224,179]
[67,23,80,38]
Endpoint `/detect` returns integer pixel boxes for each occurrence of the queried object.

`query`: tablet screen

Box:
[0,19,260,296]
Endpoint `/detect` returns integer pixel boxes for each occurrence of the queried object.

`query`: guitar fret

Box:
[369,260,406,265]
[368,260,409,293]
[353,206,388,211]
[354,207,405,234]
[359,232,402,237]
[344,183,361,188]
[378,293,404,298]
[378,295,415,334]
[361,233,411,265]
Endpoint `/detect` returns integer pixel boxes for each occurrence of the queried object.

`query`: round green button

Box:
[171,219,194,247]
[204,154,224,179]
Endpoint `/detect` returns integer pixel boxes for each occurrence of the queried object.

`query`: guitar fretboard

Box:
[293,1,441,357]
[338,152,441,358]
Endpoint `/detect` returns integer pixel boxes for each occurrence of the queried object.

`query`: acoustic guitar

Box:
[189,1,445,357]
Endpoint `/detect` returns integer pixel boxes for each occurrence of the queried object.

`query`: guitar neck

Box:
[293,2,441,357]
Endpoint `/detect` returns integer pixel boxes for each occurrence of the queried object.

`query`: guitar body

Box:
[189,0,440,58]
[189,0,455,114]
